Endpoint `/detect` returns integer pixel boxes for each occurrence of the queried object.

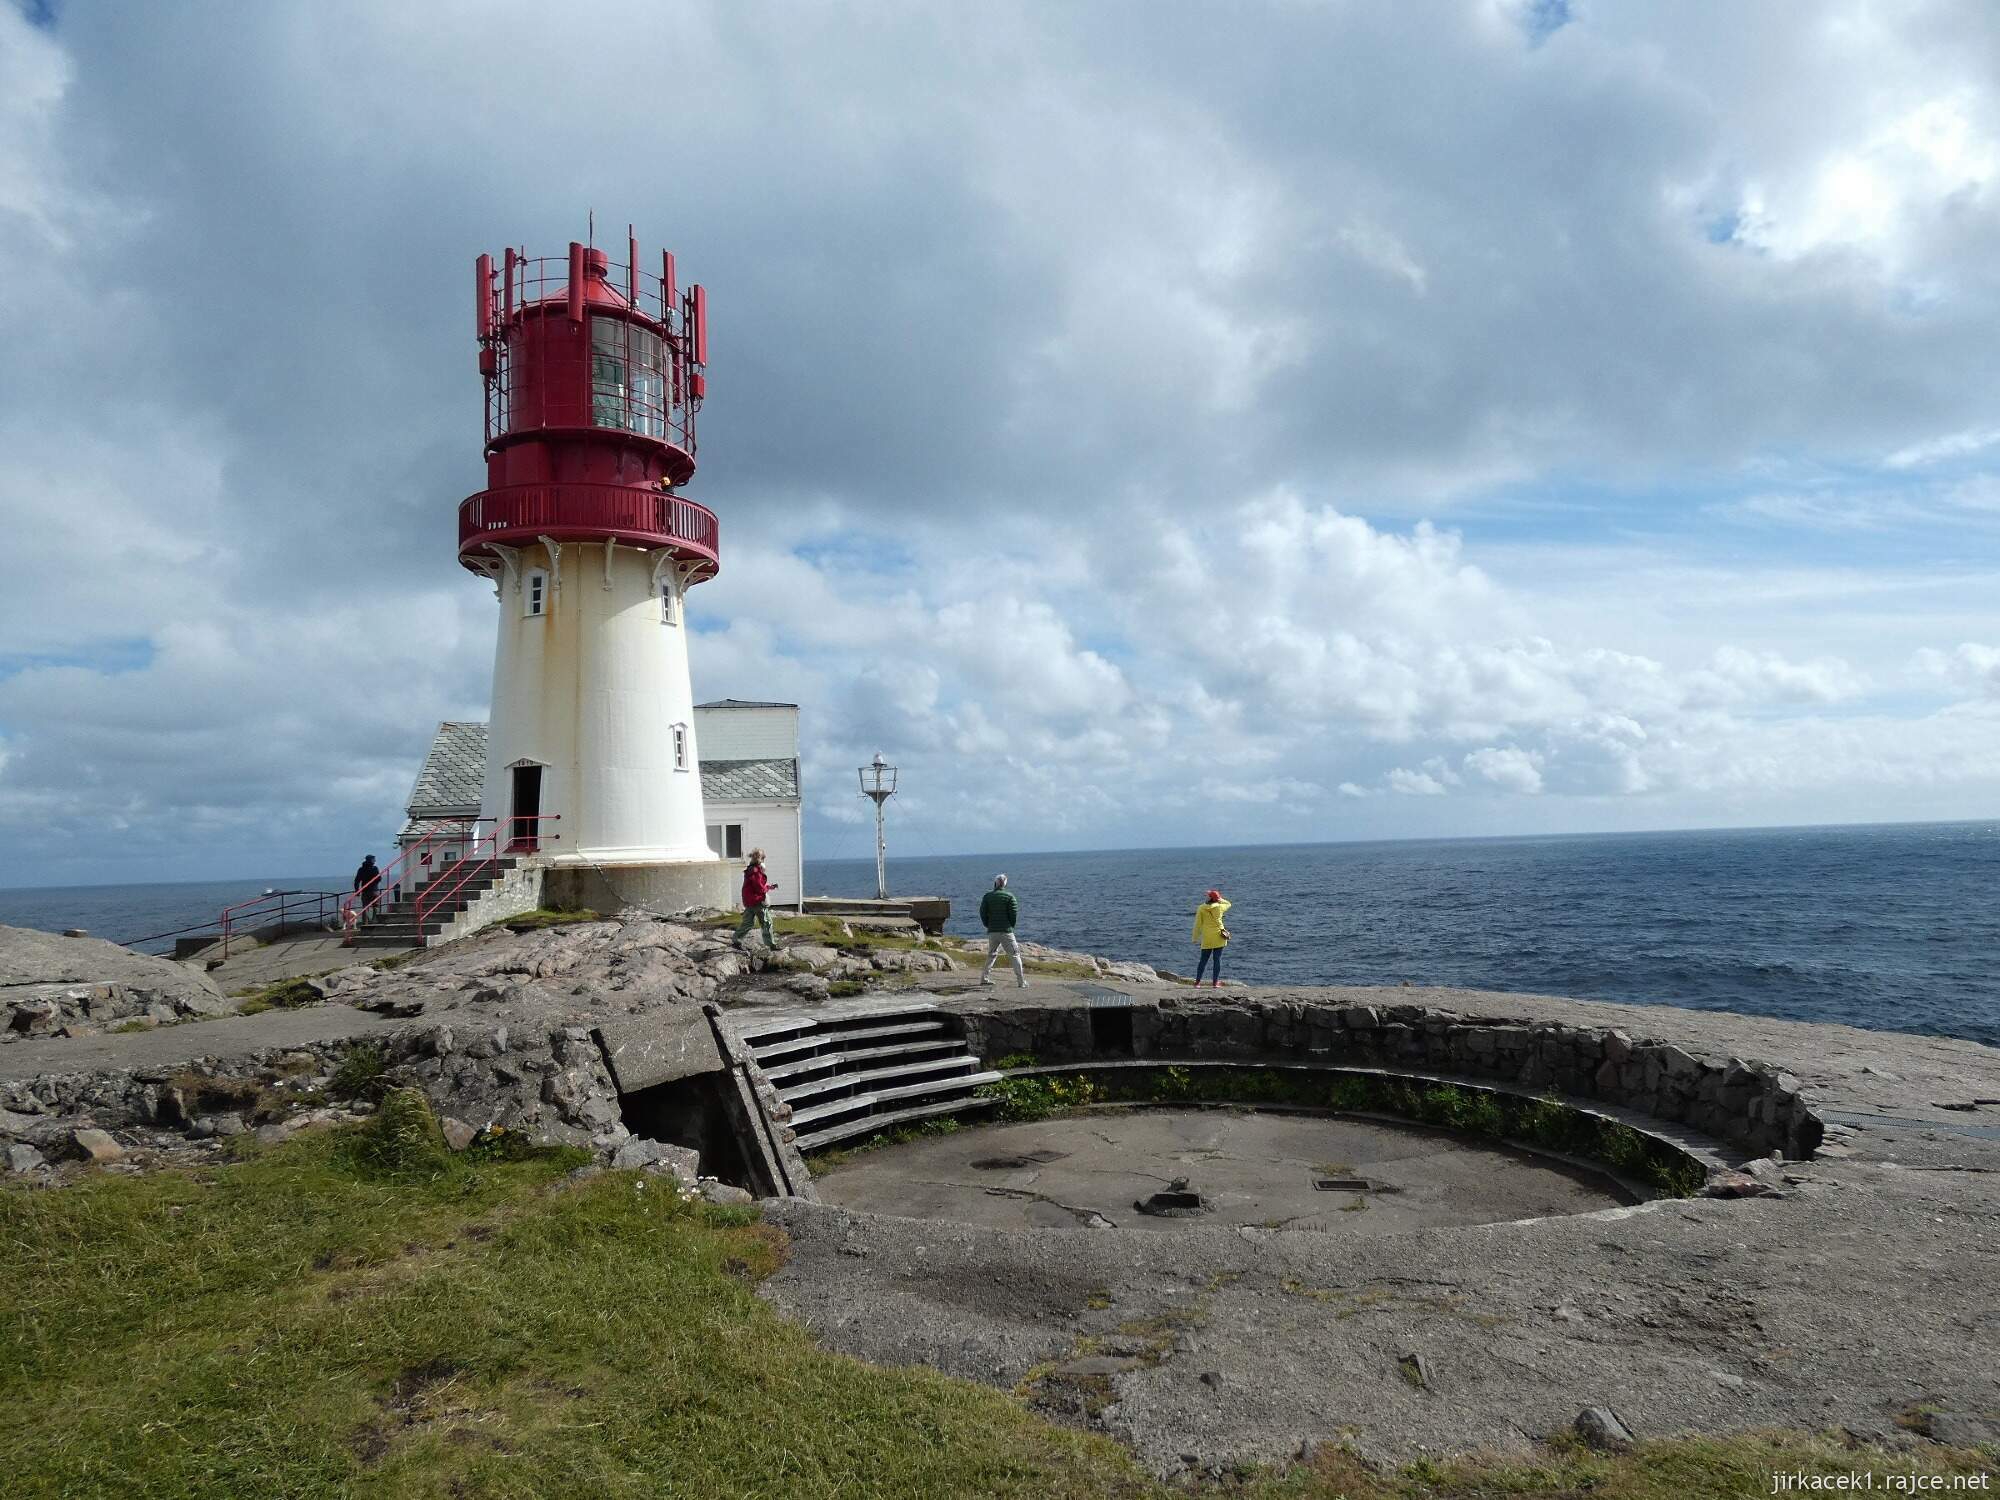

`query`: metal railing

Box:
[335,818,484,946]
[459,483,719,566]
[411,815,560,929]
[214,889,350,959]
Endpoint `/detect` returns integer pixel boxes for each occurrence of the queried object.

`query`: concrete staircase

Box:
[350,857,521,949]
[735,1005,1002,1153]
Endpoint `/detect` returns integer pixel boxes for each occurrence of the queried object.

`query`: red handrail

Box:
[335,817,484,946]
[412,815,561,928]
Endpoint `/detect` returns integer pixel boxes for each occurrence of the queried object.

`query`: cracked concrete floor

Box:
[812,1109,1628,1234]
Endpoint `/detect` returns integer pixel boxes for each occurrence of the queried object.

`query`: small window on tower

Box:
[525,570,548,617]
[660,577,678,625]
[672,722,689,772]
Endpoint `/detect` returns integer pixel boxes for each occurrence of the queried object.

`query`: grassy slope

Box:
[2,1129,1991,1499]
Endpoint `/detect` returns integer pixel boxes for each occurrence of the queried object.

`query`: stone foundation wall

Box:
[958,997,1823,1160]
[541,859,737,919]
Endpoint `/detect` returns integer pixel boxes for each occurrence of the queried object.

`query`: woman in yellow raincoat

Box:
[1192,888,1231,987]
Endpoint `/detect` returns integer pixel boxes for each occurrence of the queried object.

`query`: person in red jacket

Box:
[734,848,777,948]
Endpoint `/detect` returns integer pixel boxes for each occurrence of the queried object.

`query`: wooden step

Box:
[760,1037,967,1082]
[788,1070,1002,1129]
[778,1054,980,1106]
[794,1095,999,1154]
[748,1019,947,1063]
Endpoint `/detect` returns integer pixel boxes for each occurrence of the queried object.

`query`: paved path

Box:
[0,1006,396,1080]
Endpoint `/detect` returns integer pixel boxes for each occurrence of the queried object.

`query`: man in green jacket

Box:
[978,874,1027,988]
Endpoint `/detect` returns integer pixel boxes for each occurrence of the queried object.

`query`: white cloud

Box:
[1914,643,2000,700]
[3,3,2000,880]
[1463,746,1544,794]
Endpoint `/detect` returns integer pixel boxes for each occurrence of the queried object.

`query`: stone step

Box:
[777,1053,981,1107]
[748,1019,948,1063]
[734,1007,945,1047]
[760,1036,968,1083]
[793,1094,999,1154]
[787,1070,1002,1130]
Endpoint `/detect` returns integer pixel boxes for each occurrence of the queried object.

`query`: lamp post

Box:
[858,753,898,901]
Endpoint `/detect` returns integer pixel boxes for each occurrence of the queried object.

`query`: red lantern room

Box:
[459,234,716,582]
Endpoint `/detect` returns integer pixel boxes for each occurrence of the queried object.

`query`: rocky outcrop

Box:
[2,925,233,1041]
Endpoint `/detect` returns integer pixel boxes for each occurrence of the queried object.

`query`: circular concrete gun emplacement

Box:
[811,1105,1638,1232]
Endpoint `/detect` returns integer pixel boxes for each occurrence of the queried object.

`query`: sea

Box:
[2,822,1995,1047]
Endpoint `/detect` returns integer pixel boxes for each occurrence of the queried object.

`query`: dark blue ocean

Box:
[807,822,2000,1048]
[1,823,1995,1047]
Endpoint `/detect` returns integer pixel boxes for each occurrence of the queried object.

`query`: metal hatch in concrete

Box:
[812,1108,1630,1233]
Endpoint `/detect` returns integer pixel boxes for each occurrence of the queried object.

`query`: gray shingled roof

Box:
[700,758,799,800]
[406,721,488,817]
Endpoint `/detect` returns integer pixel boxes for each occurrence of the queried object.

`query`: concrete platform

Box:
[814,1108,1627,1233]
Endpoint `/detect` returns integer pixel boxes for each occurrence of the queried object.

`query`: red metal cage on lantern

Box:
[459,235,716,579]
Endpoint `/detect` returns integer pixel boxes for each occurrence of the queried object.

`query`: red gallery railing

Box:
[458,483,719,573]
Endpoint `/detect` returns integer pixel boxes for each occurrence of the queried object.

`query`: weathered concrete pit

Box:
[813,1108,1632,1233]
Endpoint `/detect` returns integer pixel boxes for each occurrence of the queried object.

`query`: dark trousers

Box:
[1195,947,1223,982]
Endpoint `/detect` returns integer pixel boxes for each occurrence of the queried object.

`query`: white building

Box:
[395,701,801,912]
[693,699,803,913]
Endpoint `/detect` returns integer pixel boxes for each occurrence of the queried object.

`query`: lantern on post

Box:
[858,753,899,901]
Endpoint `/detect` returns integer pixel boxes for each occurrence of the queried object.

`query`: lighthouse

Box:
[457,231,736,912]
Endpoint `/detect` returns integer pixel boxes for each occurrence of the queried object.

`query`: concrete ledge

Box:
[957,996,1825,1160]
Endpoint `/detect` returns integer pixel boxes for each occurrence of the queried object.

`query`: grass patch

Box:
[501,908,605,933]
[825,978,869,998]
[0,1120,1148,1500]
[328,1042,389,1104]
[232,975,324,1011]
[978,1067,1708,1197]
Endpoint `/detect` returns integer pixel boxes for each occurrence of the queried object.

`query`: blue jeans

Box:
[1195,947,1223,982]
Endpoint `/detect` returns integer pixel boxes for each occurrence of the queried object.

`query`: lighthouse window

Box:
[671,722,690,772]
[525,569,547,617]
[660,577,678,625]
[591,316,668,441]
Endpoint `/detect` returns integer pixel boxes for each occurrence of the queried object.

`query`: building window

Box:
[525,569,548,617]
[591,315,668,440]
[705,823,744,859]
[672,722,689,772]
[660,576,678,625]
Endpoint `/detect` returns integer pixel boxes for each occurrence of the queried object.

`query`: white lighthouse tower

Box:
[457,232,735,913]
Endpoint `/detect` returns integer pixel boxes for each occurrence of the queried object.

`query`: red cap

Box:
[1205,889,1222,902]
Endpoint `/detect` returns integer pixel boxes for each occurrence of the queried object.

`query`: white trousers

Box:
[981,932,1026,984]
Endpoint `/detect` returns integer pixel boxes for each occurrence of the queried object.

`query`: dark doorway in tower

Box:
[509,764,543,853]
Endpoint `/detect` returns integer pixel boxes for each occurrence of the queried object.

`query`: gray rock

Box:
[1574,1407,1634,1451]
[208,1113,248,1138]
[440,1117,478,1151]
[0,924,229,1039]
[7,1142,45,1172]
[67,1127,125,1164]
[697,1180,755,1206]
[1397,1352,1433,1390]
[785,973,832,1001]
[1926,1411,2000,1447]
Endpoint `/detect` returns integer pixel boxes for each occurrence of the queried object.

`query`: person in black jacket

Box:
[352,854,381,924]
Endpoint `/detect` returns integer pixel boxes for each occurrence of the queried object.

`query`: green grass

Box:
[0,1118,1147,1500]
[1,1122,1988,1499]
[978,1068,1709,1196]
[232,975,325,1011]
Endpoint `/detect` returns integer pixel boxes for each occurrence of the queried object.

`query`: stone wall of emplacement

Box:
[951,996,1823,1164]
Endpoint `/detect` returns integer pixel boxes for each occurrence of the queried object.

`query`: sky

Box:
[2,0,1998,887]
